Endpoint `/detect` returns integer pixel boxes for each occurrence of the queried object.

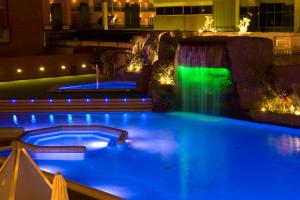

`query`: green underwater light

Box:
[175,65,232,115]
[176,66,231,84]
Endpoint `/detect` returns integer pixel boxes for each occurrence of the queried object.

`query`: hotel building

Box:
[153,0,300,32]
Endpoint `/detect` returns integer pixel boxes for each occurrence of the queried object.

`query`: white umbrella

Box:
[51,173,69,200]
[0,145,52,200]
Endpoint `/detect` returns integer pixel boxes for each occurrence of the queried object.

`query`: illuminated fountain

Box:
[174,38,233,115]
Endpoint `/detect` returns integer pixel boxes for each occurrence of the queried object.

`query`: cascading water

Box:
[174,38,233,115]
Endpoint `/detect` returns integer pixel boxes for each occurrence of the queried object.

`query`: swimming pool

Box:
[1,112,300,200]
[58,81,136,91]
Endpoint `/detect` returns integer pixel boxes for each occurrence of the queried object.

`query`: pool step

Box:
[0,98,152,112]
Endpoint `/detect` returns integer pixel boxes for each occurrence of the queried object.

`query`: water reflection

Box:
[269,135,300,155]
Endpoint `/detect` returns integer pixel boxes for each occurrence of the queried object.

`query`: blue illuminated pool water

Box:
[58,81,136,91]
[22,130,111,150]
[1,112,300,200]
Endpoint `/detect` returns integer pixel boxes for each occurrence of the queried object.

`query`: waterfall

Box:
[174,39,232,115]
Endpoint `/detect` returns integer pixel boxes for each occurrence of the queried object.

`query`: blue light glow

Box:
[13,115,18,125]
[104,98,109,103]
[104,113,110,124]
[11,99,16,104]
[30,99,35,103]
[49,114,55,124]
[86,114,92,124]
[67,114,73,124]
[58,81,136,91]
[123,113,128,122]
[67,99,72,103]
[123,98,128,103]
[48,99,53,103]
[85,98,91,103]
[141,98,146,102]
[35,153,84,160]
[31,114,36,124]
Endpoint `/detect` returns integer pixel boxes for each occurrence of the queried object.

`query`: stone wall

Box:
[227,37,274,111]
[271,64,300,97]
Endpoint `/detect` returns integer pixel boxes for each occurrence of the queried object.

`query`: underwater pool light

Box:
[31,114,36,124]
[86,114,92,124]
[49,114,54,123]
[67,114,73,124]
[13,115,18,125]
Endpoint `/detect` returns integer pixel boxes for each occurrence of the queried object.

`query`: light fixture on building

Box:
[39,67,45,72]
[82,64,86,68]
[17,68,22,73]
[61,65,66,70]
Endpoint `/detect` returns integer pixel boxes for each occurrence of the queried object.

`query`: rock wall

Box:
[271,64,300,95]
[174,36,274,112]
[227,37,274,111]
